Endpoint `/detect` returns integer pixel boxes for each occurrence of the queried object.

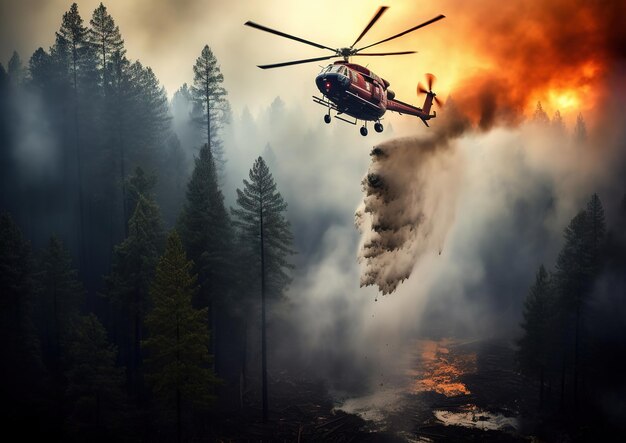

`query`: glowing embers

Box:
[406,339,477,397]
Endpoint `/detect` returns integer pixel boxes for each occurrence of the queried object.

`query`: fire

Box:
[407,339,477,397]
[549,89,580,111]
[398,0,625,130]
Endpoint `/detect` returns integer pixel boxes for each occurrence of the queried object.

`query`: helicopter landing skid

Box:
[334,115,357,125]
[312,95,338,111]
[312,96,357,125]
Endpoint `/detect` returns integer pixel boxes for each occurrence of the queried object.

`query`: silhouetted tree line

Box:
[1,2,293,441]
[518,193,626,430]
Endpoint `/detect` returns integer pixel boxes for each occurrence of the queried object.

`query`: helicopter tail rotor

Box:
[417,73,443,107]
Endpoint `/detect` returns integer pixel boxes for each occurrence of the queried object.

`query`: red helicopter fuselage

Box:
[314,61,437,126]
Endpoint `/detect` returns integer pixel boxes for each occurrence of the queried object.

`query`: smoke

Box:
[356,0,626,294]
[356,107,468,294]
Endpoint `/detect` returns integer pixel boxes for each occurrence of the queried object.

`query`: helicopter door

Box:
[372,85,381,103]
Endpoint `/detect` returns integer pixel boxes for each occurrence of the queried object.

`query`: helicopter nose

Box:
[316,73,349,95]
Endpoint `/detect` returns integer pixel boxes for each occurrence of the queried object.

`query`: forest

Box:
[1,3,294,441]
[1,2,625,442]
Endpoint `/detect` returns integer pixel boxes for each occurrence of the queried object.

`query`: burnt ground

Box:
[210,338,626,442]
[210,339,539,442]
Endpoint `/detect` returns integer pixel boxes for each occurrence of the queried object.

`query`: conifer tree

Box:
[107,193,163,394]
[191,45,229,165]
[532,101,550,126]
[126,166,157,220]
[65,314,126,441]
[552,110,565,134]
[56,3,89,88]
[518,265,555,406]
[89,3,125,90]
[574,113,587,142]
[585,193,606,274]
[28,48,53,91]
[37,236,84,368]
[178,143,232,316]
[231,156,294,422]
[7,51,24,86]
[553,195,606,408]
[0,213,45,426]
[54,2,92,268]
[143,230,218,442]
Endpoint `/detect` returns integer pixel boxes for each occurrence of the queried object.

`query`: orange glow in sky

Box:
[1,0,621,129]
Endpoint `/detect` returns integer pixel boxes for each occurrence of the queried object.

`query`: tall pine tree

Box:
[36,235,84,370]
[55,3,92,265]
[143,230,219,443]
[191,45,229,169]
[106,191,163,396]
[88,3,125,91]
[518,265,556,406]
[178,142,233,365]
[231,156,294,422]
[65,314,127,441]
[0,213,45,431]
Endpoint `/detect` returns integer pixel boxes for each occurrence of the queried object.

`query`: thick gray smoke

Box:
[356,137,460,293]
[356,106,470,293]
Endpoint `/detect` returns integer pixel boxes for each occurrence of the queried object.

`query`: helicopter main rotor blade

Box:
[353,51,416,56]
[257,55,336,69]
[245,21,336,52]
[350,6,389,49]
[356,14,445,52]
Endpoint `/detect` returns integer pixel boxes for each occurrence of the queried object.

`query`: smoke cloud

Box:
[356,0,626,293]
[356,107,468,293]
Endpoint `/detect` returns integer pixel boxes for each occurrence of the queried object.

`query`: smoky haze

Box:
[2,1,626,435]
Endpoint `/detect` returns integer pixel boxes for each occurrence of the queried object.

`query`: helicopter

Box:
[245,6,445,136]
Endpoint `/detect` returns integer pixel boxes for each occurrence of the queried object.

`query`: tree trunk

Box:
[177,387,181,443]
[560,354,566,410]
[176,319,181,443]
[539,365,544,409]
[118,119,127,236]
[573,303,580,413]
[205,74,211,150]
[240,319,248,411]
[260,199,268,423]
[72,44,85,273]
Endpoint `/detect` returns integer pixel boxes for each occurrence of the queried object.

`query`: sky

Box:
[4,0,621,126]
[3,0,625,393]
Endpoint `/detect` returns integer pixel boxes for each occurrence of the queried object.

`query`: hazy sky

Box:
[2,0,624,391]
[1,0,449,116]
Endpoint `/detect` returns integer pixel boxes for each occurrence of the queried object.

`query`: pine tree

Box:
[36,235,84,369]
[143,230,218,442]
[54,2,92,269]
[56,3,89,88]
[88,3,125,90]
[552,110,565,134]
[585,193,606,274]
[574,113,587,142]
[191,45,229,164]
[65,314,126,441]
[532,101,550,126]
[126,166,157,220]
[28,48,53,91]
[553,196,606,409]
[178,143,232,316]
[7,51,24,86]
[231,156,294,422]
[0,213,45,428]
[518,265,555,406]
[107,193,163,394]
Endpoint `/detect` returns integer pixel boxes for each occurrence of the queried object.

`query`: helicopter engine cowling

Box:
[386,89,396,100]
